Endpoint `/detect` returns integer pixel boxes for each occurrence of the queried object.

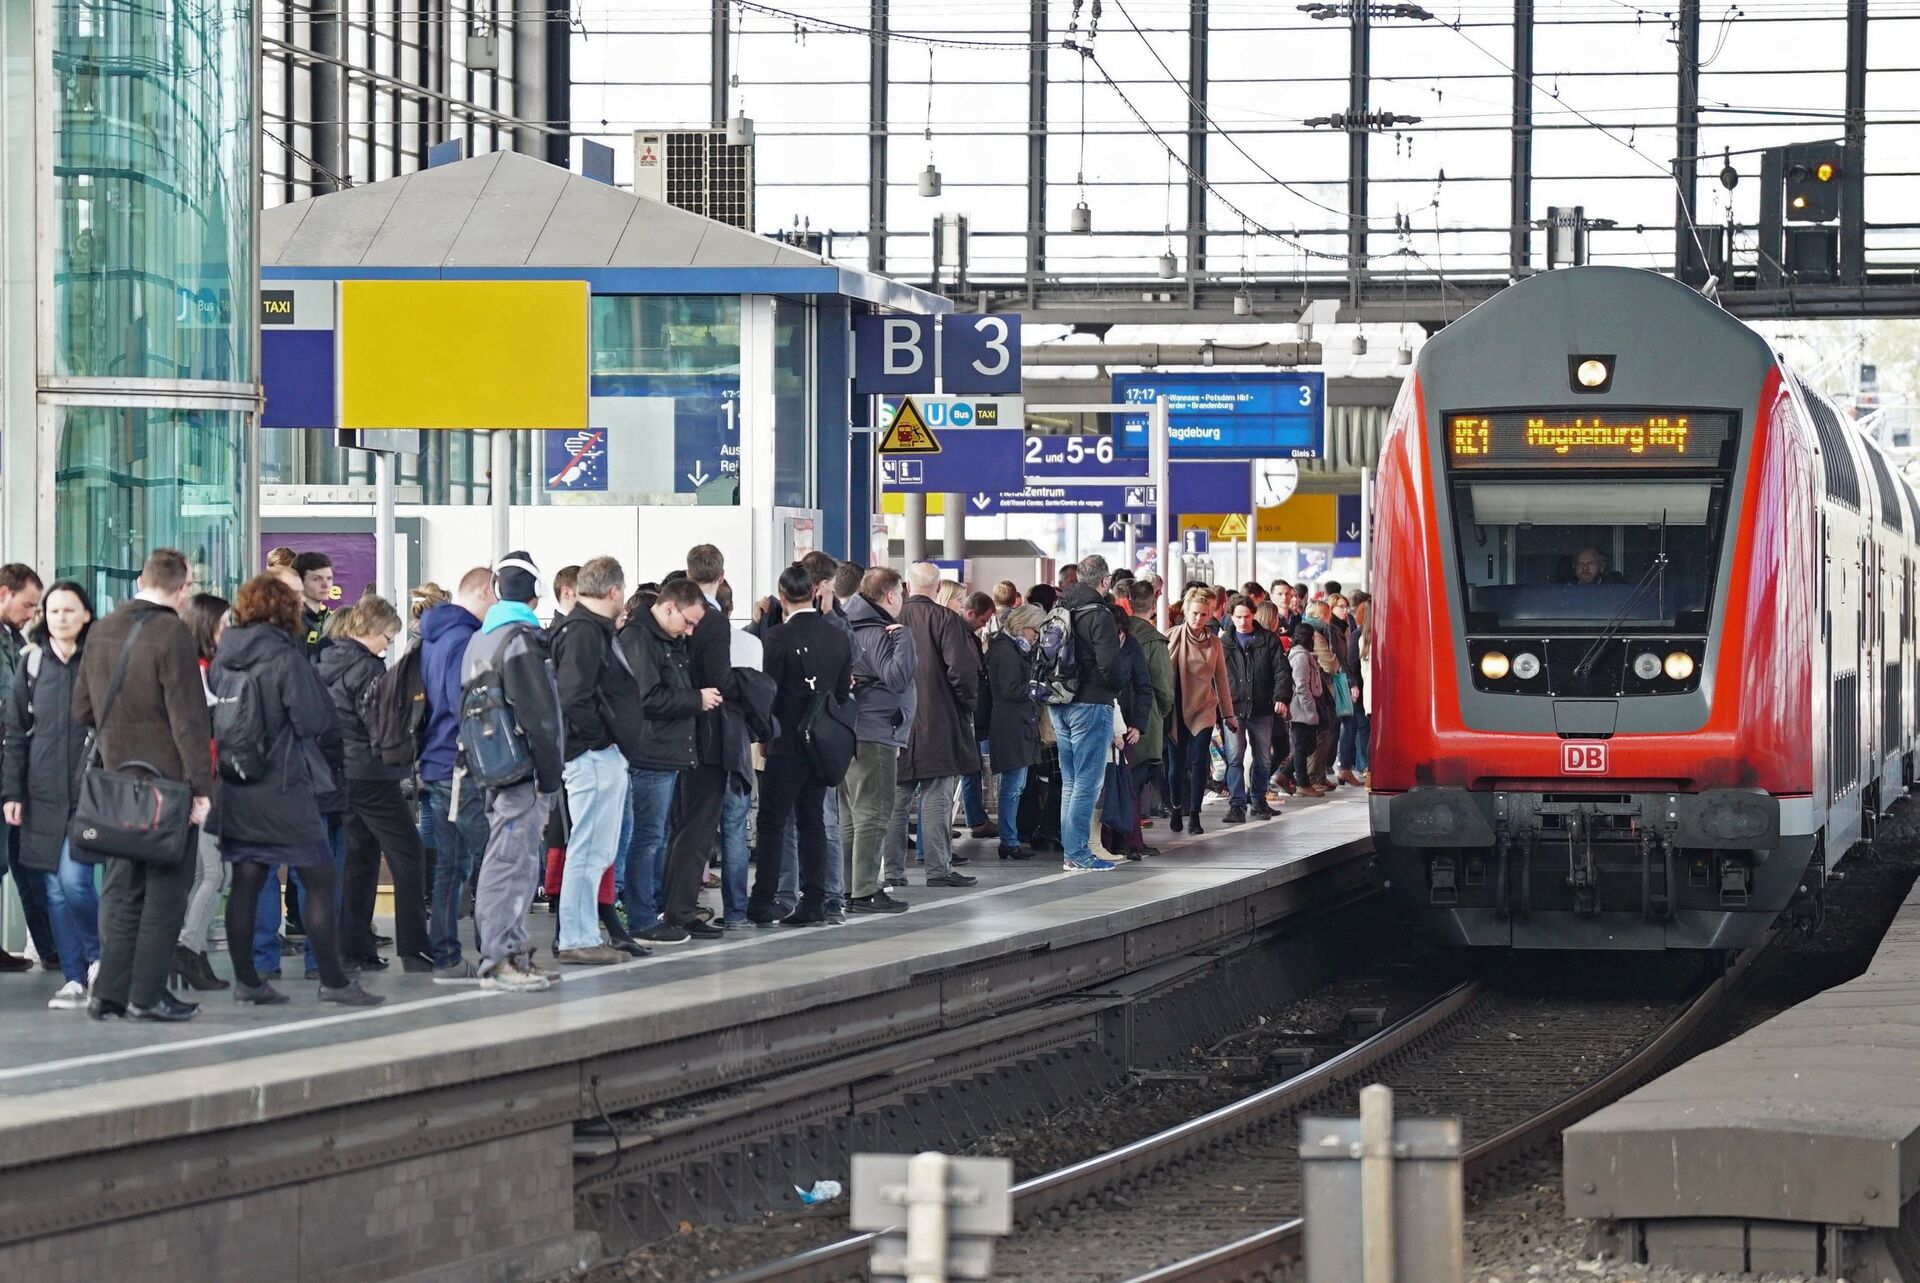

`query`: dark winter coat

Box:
[761,610,854,760]
[2,642,90,872]
[317,637,407,782]
[1115,618,1156,736]
[1221,624,1288,721]
[686,590,741,768]
[982,631,1040,774]
[617,608,703,772]
[0,623,25,710]
[208,624,335,846]
[847,594,918,749]
[550,609,649,765]
[73,599,216,798]
[897,595,981,782]
[1125,614,1174,766]
[1058,582,1125,706]
[301,603,330,658]
[418,602,481,783]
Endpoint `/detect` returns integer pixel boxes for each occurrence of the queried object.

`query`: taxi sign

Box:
[878,396,940,454]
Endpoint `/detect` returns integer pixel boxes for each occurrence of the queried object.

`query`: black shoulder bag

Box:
[68,617,195,867]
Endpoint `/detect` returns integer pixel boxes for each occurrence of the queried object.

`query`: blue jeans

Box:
[1338,703,1372,774]
[1225,716,1276,808]
[960,746,990,827]
[1052,702,1114,864]
[621,767,678,931]
[996,766,1029,848]
[41,842,100,984]
[254,817,345,976]
[425,776,487,968]
[721,773,752,923]
[559,747,630,951]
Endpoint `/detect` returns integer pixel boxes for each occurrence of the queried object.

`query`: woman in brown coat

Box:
[1165,586,1238,835]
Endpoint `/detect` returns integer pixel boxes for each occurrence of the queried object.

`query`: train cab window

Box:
[1452,479,1726,633]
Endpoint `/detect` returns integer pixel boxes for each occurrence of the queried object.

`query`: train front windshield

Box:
[1449,478,1729,634]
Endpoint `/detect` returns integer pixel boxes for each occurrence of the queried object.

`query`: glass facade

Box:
[52,0,255,383]
[49,0,256,602]
[771,298,812,510]
[55,405,247,609]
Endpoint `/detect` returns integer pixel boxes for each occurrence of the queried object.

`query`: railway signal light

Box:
[1783,142,1842,223]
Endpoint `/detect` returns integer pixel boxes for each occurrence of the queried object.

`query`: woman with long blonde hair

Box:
[1165,586,1238,835]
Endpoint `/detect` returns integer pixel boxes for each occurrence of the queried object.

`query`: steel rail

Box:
[712,981,1488,1283]
[1114,940,1775,1283]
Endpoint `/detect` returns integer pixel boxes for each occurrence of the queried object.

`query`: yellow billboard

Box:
[338,280,589,431]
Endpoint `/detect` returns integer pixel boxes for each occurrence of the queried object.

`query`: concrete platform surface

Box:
[1565,877,1920,1229]
[0,793,1368,1174]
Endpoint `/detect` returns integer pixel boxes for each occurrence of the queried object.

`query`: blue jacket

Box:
[418,602,482,782]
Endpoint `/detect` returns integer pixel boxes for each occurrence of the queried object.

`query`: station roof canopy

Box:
[261,149,948,314]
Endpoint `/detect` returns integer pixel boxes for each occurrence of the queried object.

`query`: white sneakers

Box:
[479,957,551,993]
[47,981,88,1010]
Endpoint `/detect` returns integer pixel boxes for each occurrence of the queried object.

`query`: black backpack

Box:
[361,645,428,769]
[458,631,537,789]
[212,665,277,784]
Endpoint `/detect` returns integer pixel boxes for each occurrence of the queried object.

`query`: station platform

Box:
[0,793,1369,1283]
[1565,877,1920,1277]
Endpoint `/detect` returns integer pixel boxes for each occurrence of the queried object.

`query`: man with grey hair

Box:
[883,562,982,891]
[549,556,650,965]
[1053,553,1128,872]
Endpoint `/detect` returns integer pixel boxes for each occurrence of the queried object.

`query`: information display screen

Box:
[1445,409,1735,470]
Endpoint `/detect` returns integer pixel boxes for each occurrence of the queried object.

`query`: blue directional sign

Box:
[942,315,1022,394]
[964,486,1113,516]
[854,315,935,395]
[592,373,738,496]
[1113,372,1326,459]
[545,428,608,492]
[1183,529,1210,555]
[1129,462,1253,514]
[1103,511,1156,544]
[879,428,1026,497]
[1022,434,1144,482]
[1335,493,1364,556]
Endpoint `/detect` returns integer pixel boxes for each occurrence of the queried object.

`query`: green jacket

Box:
[1126,613,1175,765]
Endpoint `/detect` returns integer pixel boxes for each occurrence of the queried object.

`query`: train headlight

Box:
[1664,651,1696,681]
[1512,651,1541,680]
[1632,651,1663,681]
[1479,651,1511,680]
[1575,358,1610,388]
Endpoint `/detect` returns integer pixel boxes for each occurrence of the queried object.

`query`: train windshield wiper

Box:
[1572,512,1669,679]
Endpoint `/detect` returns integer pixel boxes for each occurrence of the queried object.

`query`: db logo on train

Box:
[1561,741,1609,774]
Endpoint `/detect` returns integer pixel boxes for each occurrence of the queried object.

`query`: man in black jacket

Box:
[550,556,651,966]
[750,564,853,925]
[659,544,740,939]
[1053,554,1127,872]
[617,579,718,942]
[1220,597,1288,823]
[462,552,567,994]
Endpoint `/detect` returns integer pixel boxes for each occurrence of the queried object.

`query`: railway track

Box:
[717,948,1760,1283]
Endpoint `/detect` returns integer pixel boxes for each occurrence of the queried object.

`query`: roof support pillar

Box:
[1185,0,1208,276]
[1346,2,1370,307]
[1673,0,1702,280]
[869,0,889,274]
[1841,0,1868,282]
[711,0,729,128]
[1026,0,1048,295]
[1509,0,1533,276]
[310,0,343,191]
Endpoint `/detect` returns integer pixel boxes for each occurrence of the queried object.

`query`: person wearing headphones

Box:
[461,552,566,993]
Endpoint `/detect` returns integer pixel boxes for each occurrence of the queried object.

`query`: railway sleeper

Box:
[1590,1201,1920,1283]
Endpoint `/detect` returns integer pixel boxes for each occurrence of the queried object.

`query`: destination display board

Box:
[1445,409,1735,469]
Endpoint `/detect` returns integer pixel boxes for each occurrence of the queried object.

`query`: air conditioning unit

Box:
[632,129,754,230]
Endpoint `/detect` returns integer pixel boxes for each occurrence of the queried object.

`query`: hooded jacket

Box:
[897,594,981,781]
[847,593,918,749]
[617,607,703,772]
[418,602,481,783]
[461,602,565,795]
[1058,581,1125,706]
[2,640,90,872]
[207,623,335,845]
[316,637,407,783]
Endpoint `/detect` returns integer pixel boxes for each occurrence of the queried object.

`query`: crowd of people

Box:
[0,542,1371,1017]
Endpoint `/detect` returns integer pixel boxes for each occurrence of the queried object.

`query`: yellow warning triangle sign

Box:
[1216,512,1250,538]
[878,397,941,454]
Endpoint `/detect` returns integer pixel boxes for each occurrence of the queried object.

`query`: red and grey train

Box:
[1370,265,1916,953]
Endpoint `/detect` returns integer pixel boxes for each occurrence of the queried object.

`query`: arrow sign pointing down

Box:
[971,493,993,511]
[1345,524,1361,539]
[686,461,711,486]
